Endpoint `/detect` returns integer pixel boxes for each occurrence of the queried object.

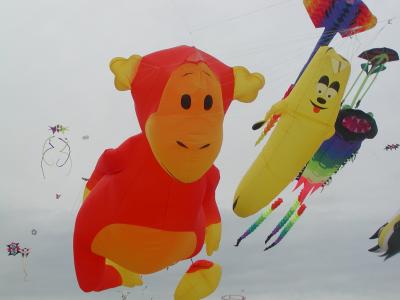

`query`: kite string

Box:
[355,72,380,108]
[169,0,195,45]
[190,0,295,33]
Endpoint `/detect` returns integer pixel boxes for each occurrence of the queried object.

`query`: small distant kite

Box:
[41,124,72,179]
[49,124,68,135]
[7,242,20,256]
[20,248,30,258]
[56,193,61,199]
[31,229,37,236]
[6,242,31,281]
[385,144,399,151]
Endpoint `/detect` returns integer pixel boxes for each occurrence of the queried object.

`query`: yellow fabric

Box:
[105,259,143,287]
[82,187,90,202]
[92,224,196,274]
[378,213,400,250]
[233,66,265,102]
[205,223,221,256]
[110,55,142,91]
[174,263,222,300]
[234,46,351,217]
[145,63,224,183]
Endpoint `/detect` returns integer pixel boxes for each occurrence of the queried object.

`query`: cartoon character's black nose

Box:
[317,97,326,104]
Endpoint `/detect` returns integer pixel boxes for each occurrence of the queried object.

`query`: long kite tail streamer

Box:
[20,248,30,281]
[22,255,28,281]
[235,198,283,246]
[265,197,301,244]
[265,204,307,251]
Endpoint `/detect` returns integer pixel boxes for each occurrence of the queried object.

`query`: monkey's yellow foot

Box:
[105,259,143,287]
[174,260,222,300]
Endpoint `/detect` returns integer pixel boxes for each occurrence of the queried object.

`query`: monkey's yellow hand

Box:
[82,187,91,202]
[205,223,221,256]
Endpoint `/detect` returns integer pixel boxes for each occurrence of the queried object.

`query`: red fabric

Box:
[74,134,221,291]
[131,45,234,130]
[187,260,214,273]
[85,134,220,234]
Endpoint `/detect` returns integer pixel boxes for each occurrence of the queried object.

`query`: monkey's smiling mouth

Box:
[310,100,327,113]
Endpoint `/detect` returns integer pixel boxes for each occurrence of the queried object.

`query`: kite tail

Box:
[22,256,28,281]
[265,204,307,251]
[265,198,301,244]
[235,198,283,246]
[294,176,323,202]
[255,114,281,146]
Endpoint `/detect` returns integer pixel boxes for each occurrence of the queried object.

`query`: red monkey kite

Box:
[73,46,264,299]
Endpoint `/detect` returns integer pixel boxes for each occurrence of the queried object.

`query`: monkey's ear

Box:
[109,55,142,91]
[233,66,265,103]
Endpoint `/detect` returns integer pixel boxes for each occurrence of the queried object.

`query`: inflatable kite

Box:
[6,242,20,256]
[343,47,399,108]
[237,47,398,250]
[233,46,350,218]
[263,107,378,249]
[295,108,378,198]
[6,242,31,280]
[369,211,400,260]
[297,0,376,81]
[73,45,265,298]
[264,48,399,249]
[254,0,376,145]
[41,124,72,179]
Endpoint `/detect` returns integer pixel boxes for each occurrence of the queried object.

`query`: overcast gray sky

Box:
[1,0,400,299]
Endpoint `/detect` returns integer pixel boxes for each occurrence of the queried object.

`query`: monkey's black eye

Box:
[181,94,191,109]
[204,95,213,110]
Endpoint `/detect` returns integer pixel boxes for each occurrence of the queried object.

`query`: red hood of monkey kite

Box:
[130,45,234,130]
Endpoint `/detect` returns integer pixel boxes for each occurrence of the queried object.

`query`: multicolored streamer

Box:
[265,204,307,251]
[235,198,283,246]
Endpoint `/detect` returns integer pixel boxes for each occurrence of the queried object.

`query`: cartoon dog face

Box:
[288,46,351,125]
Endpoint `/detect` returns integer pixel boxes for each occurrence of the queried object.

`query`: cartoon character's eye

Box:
[325,81,340,100]
[316,83,328,95]
[181,94,191,109]
[204,95,213,110]
[326,88,338,100]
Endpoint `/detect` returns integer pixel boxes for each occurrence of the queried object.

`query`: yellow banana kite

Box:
[233,46,351,218]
